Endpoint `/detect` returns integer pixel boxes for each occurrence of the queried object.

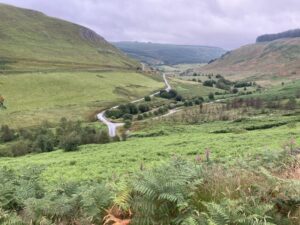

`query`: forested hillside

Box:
[256,28,300,42]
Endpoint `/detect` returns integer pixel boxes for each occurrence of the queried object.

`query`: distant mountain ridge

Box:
[0,3,138,72]
[256,29,300,43]
[113,41,226,65]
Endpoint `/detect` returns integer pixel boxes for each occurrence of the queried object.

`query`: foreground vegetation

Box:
[0,147,299,224]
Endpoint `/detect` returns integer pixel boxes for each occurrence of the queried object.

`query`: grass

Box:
[169,77,221,98]
[0,71,164,128]
[251,79,300,100]
[1,112,298,186]
[0,3,137,71]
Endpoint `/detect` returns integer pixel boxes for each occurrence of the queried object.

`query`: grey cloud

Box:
[1,0,300,49]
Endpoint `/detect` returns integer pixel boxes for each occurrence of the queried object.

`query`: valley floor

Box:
[0,71,164,128]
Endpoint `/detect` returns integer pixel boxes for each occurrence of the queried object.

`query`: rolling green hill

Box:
[113,41,226,65]
[0,3,138,71]
[0,3,164,128]
[201,38,300,86]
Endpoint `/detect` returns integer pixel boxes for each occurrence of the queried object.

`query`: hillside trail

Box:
[97,72,172,137]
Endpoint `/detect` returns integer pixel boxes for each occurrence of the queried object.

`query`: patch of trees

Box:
[226,97,298,111]
[256,29,300,42]
[234,81,253,88]
[203,80,216,87]
[216,78,233,90]
[183,97,204,107]
[105,102,150,120]
[0,118,115,157]
[158,89,179,99]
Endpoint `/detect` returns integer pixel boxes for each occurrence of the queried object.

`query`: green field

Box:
[0,71,164,127]
[1,111,298,186]
[170,77,221,98]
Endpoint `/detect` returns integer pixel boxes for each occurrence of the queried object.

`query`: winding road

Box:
[97,73,172,137]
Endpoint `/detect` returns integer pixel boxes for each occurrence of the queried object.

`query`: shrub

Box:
[112,136,120,142]
[175,95,183,101]
[208,93,215,100]
[194,98,203,105]
[96,130,110,144]
[118,104,130,115]
[234,81,252,88]
[285,97,297,110]
[127,103,139,115]
[159,89,178,99]
[138,104,150,113]
[124,120,132,129]
[203,80,216,87]
[232,88,239,94]
[168,103,177,109]
[0,125,15,142]
[34,133,55,152]
[137,114,144,120]
[18,128,34,140]
[11,140,33,157]
[216,80,231,90]
[144,96,151,102]
[123,114,133,121]
[60,132,81,152]
[121,132,127,141]
[80,126,97,144]
[168,89,178,98]
[105,109,122,119]
[158,107,168,114]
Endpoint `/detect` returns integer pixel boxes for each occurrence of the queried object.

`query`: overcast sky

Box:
[1,0,299,49]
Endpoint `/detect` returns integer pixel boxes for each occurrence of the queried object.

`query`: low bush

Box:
[0,125,16,143]
[208,93,215,100]
[123,113,133,121]
[138,103,150,113]
[159,89,178,99]
[137,114,144,120]
[144,96,151,102]
[11,140,33,156]
[1,149,300,224]
[1,118,116,156]
[59,132,81,151]
[124,120,132,129]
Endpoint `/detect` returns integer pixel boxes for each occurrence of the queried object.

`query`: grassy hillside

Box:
[201,38,300,86]
[0,3,138,71]
[113,41,225,65]
[0,71,164,128]
[1,111,299,184]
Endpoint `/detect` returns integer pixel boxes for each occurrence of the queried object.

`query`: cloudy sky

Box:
[1,0,299,49]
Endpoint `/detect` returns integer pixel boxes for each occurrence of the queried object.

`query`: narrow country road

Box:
[97,73,171,137]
